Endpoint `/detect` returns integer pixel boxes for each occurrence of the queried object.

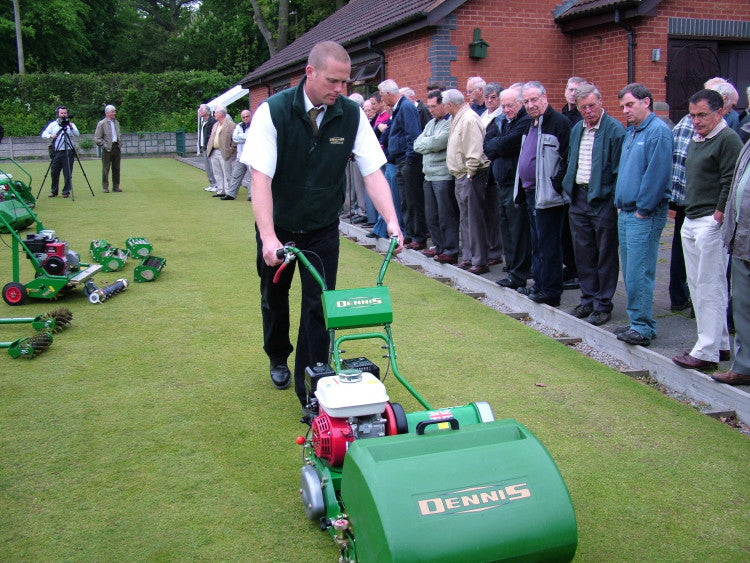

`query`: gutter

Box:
[615,8,636,84]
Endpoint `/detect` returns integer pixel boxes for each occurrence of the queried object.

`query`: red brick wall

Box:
[450,0,575,109]
[571,0,750,116]
[245,0,750,117]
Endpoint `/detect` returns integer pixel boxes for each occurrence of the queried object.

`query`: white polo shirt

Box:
[240,89,386,179]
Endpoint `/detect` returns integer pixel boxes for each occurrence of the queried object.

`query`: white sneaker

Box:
[204,186,217,192]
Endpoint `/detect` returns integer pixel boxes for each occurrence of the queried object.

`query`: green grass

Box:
[1,158,748,561]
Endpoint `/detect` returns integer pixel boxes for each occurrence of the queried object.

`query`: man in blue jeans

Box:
[614,83,673,346]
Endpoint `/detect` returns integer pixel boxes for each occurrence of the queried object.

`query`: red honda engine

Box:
[311,410,354,467]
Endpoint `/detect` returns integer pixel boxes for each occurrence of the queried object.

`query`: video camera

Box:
[57,117,70,129]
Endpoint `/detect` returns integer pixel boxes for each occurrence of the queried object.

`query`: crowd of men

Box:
[343,74,750,386]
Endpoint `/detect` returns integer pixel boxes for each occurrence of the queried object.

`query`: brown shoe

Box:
[710,370,750,385]
[682,349,730,362]
[113,187,122,192]
[421,248,439,257]
[457,260,472,270]
[487,258,503,266]
[672,353,717,370]
[405,241,426,251]
[468,264,490,275]
[434,253,458,264]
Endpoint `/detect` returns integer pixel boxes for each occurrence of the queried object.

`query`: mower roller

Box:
[277,238,577,563]
[0,159,36,233]
[89,239,128,272]
[125,237,153,259]
[1,331,53,359]
[0,162,101,306]
[0,307,73,332]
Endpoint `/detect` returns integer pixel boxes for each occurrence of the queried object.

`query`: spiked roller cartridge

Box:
[85,279,129,304]
[0,307,73,332]
[1,331,53,359]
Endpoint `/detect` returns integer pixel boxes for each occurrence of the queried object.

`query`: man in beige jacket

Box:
[443,88,491,274]
[206,106,236,197]
[94,104,122,192]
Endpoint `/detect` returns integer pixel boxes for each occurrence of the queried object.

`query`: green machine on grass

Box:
[0,159,36,233]
[276,238,577,563]
[0,160,101,306]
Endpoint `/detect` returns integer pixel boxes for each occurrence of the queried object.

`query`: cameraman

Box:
[41,106,79,198]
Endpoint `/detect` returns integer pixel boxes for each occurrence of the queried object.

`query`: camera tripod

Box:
[37,124,95,201]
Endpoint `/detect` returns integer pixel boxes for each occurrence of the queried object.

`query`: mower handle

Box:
[273,237,399,291]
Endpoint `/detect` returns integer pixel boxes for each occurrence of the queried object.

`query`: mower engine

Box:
[311,371,389,468]
[24,231,80,276]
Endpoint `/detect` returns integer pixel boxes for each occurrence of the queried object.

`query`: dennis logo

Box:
[336,296,382,309]
[417,483,531,516]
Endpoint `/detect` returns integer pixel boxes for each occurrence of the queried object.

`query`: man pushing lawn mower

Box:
[241,41,402,409]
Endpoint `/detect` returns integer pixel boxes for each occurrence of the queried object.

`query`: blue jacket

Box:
[386,96,422,163]
[563,111,626,213]
[614,112,673,216]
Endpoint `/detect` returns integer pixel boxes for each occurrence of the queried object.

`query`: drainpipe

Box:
[615,9,636,84]
[368,38,386,83]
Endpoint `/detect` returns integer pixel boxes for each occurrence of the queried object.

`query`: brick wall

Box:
[244,0,750,117]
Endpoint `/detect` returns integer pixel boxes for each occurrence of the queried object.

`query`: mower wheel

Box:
[3,282,28,306]
[384,402,408,436]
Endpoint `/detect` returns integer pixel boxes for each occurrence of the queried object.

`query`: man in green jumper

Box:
[241,41,403,407]
[672,89,742,370]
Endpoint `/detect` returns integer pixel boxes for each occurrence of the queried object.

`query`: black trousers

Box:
[50,150,75,195]
[256,221,339,405]
[668,204,690,307]
[499,183,531,285]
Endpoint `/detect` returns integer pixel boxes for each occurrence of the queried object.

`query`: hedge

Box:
[0,71,245,136]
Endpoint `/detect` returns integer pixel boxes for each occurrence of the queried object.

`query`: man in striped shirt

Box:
[562,83,626,326]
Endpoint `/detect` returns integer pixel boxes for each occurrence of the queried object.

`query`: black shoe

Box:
[496,278,523,289]
[563,277,580,290]
[617,328,651,346]
[528,293,560,307]
[365,231,379,239]
[221,195,235,200]
[670,300,692,312]
[586,310,611,326]
[212,193,225,197]
[270,363,291,389]
[516,286,536,296]
[570,304,594,318]
[613,324,631,336]
[351,215,368,224]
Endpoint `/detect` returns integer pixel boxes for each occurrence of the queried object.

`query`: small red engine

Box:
[311,410,354,467]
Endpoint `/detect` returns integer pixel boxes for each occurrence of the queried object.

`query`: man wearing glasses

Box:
[672,89,743,370]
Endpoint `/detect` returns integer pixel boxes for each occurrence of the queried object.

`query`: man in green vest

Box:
[241,41,403,410]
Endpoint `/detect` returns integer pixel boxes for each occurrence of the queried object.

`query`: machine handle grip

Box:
[415,417,459,435]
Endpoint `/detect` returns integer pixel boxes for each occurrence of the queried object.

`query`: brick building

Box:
[240,0,750,124]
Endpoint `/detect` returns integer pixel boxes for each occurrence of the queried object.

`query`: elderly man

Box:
[444,88,491,275]
[712,130,750,385]
[513,81,571,306]
[414,89,459,263]
[671,89,742,370]
[206,106,235,198]
[241,40,402,406]
[562,84,626,326]
[94,104,122,193]
[485,87,532,289]
[379,79,426,249]
[712,80,740,133]
[225,109,252,201]
[197,104,217,192]
[466,76,487,116]
[614,83,673,346]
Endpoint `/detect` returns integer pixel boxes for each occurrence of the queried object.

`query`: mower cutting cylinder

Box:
[125,237,153,259]
[340,418,578,562]
[133,256,166,282]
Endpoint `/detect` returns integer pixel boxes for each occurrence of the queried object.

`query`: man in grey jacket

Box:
[414,90,459,263]
[713,131,750,385]
[94,104,122,193]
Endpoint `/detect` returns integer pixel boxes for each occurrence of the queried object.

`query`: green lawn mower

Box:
[0,161,101,306]
[276,238,577,563]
